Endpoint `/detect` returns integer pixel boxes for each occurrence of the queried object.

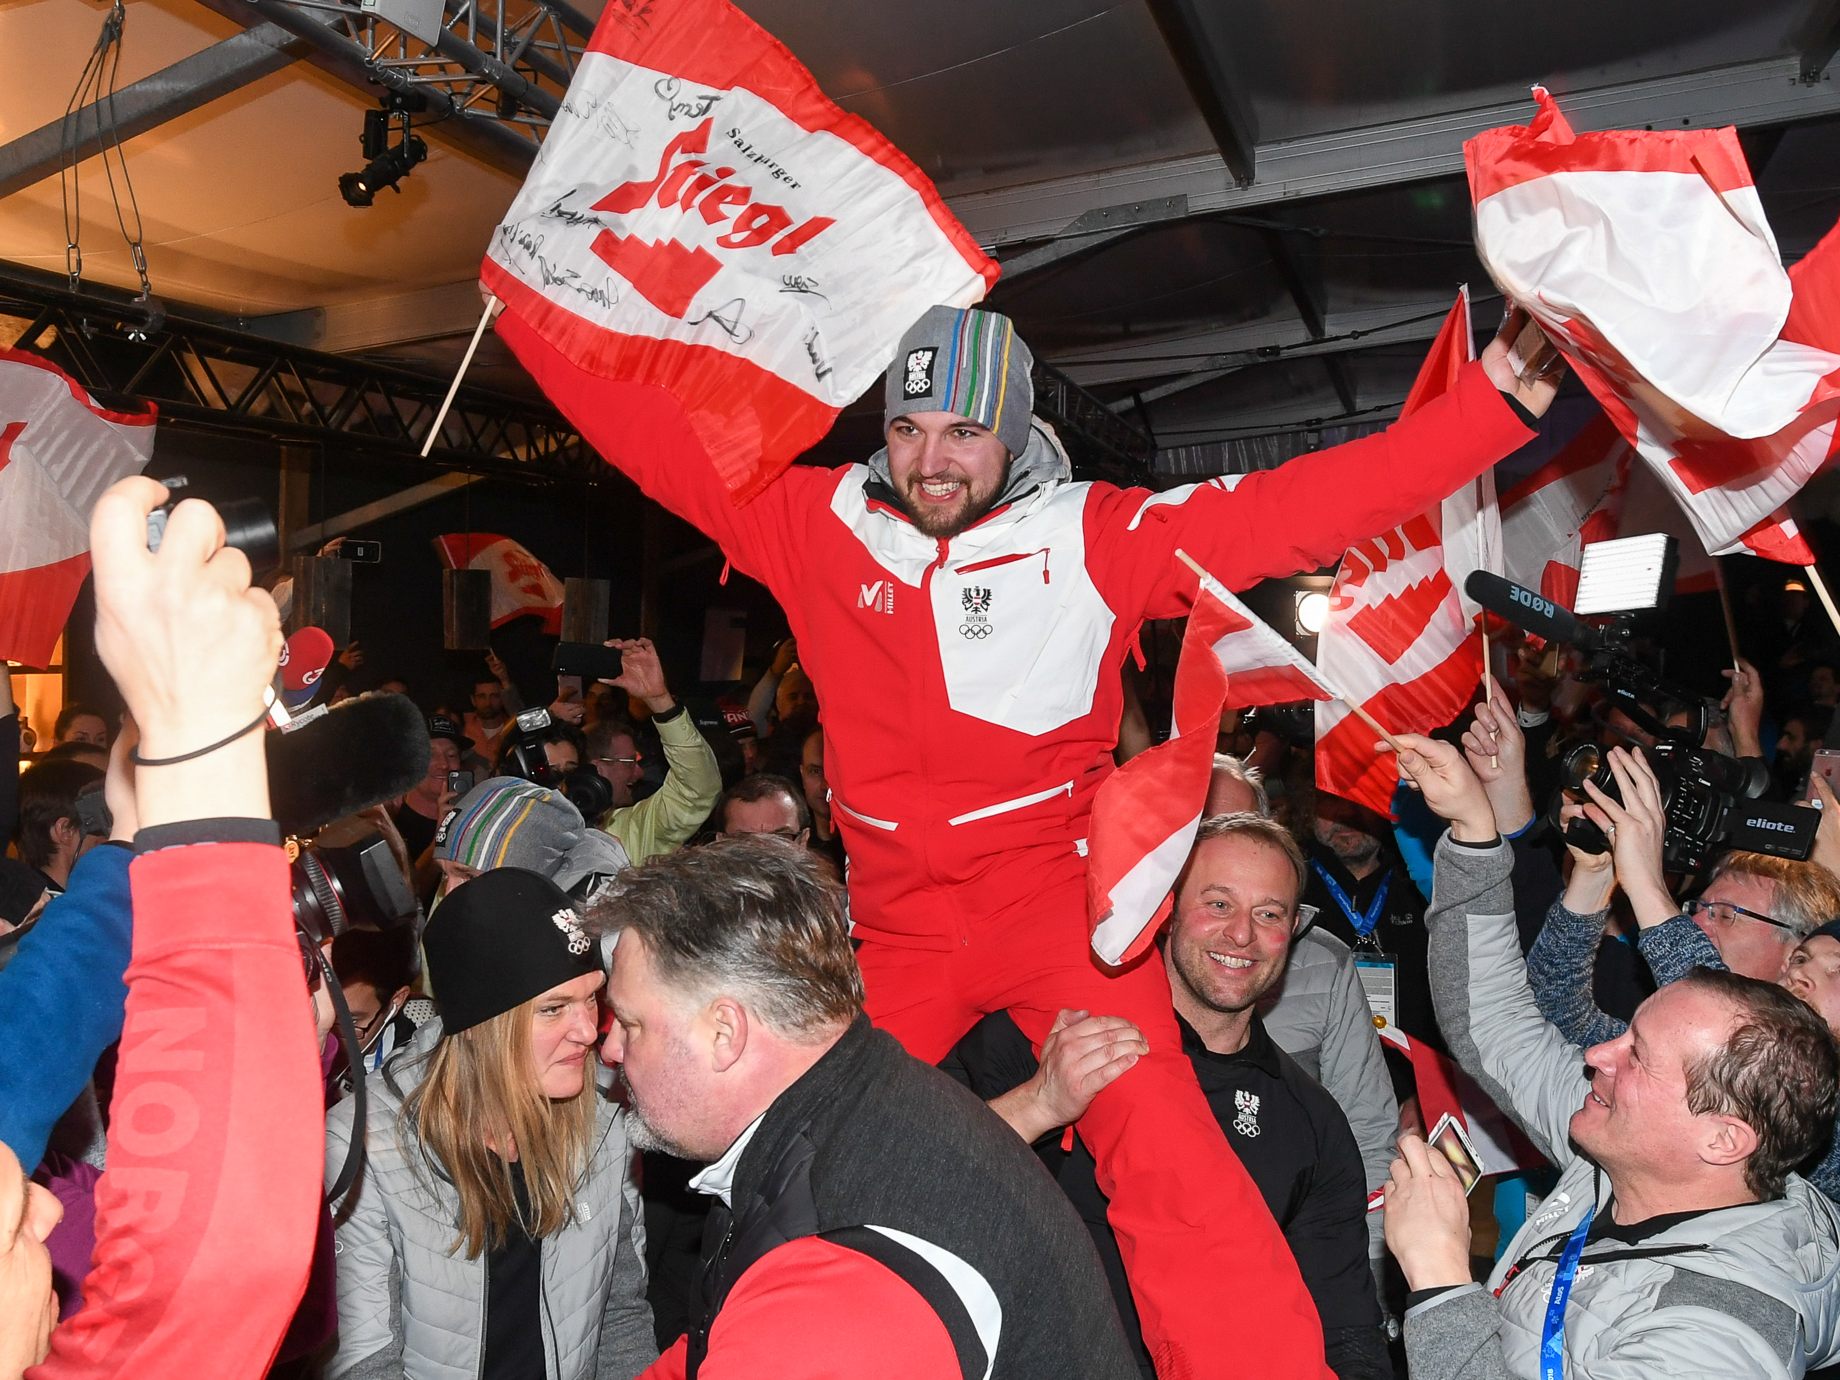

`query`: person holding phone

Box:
[1386,730,1840,1380]
[391,713,474,903]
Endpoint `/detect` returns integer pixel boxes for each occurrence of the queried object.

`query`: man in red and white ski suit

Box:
[501,303,1554,1378]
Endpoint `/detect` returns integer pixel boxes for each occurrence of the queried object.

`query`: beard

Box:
[615,1067,699,1160]
[894,466,1008,540]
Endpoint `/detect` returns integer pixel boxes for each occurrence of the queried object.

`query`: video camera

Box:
[498,706,615,821]
[1466,536,1817,875]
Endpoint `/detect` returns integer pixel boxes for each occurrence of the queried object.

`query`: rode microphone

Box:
[266,693,430,836]
[1463,571,1604,653]
[279,626,337,710]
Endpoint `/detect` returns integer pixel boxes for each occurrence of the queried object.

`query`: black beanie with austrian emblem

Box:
[423,867,600,1035]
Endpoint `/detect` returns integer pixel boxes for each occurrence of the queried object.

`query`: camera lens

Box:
[1562,743,1605,794]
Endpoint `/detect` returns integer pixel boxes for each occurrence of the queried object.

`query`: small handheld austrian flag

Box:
[482,0,997,505]
[1087,555,1332,967]
[1467,88,1840,558]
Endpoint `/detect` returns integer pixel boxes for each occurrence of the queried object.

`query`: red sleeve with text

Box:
[32,843,323,1380]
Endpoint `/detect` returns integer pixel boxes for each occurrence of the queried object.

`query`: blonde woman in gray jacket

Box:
[326,868,655,1379]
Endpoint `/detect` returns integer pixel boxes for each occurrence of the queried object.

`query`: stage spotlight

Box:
[1296,590,1330,636]
[339,135,428,208]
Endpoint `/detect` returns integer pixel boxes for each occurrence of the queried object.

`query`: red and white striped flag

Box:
[433,533,565,634]
[0,350,155,666]
[482,0,996,507]
[1501,409,1805,614]
[1314,293,1496,817]
[1087,560,1331,966]
[1468,88,1839,561]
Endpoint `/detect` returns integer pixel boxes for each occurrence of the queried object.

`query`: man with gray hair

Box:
[596,837,1135,1380]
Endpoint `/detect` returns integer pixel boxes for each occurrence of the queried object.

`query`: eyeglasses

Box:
[1684,899,1799,935]
[594,755,642,768]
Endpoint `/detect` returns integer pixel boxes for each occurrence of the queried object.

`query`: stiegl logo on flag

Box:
[481,0,996,507]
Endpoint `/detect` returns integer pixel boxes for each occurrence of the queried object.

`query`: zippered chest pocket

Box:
[933,545,1113,735]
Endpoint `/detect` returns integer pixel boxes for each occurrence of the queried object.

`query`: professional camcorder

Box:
[1466,536,1817,875]
[499,705,615,821]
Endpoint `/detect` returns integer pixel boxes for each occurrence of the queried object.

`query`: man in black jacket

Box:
[949,813,1389,1380]
[596,836,1137,1380]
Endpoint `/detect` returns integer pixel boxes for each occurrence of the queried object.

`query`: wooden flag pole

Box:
[1480,621,1499,769]
[1712,557,1742,674]
[421,295,502,460]
[1171,547,1407,755]
[1807,564,1840,640]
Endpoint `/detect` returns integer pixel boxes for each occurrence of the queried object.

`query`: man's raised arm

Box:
[1390,733,1590,1165]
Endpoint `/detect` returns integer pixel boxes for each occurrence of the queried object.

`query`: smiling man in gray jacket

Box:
[1383,731,1840,1380]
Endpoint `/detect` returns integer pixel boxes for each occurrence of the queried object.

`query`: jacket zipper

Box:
[946,780,1075,826]
[918,536,968,944]
[955,547,1052,584]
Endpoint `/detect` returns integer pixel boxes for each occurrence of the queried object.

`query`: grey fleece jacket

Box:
[325,1018,656,1380]
[1414,836,1840,1380]
[1261,925,1401,1260]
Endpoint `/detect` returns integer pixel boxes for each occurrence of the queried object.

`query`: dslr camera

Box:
[1468,536,1817,876]
[499,706,615,821]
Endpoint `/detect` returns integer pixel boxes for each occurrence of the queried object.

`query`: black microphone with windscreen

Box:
[1463,571,1604,652]
[266,693,430,837]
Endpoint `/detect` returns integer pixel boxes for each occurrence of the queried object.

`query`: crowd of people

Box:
[7,302,1840,1379]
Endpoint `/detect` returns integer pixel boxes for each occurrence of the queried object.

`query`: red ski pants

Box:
[856,868,1330,1380]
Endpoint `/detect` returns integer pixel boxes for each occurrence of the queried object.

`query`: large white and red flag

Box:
[480,0,996,506]
[1088,560,1332,966]
[1500,408,1805,614]
[433,533,565,634]
[1467,89,1839,561]
[0,350,155,666]
[1314,293,1497,817]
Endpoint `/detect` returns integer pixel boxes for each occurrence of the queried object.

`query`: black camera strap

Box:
[308,939,369,1206]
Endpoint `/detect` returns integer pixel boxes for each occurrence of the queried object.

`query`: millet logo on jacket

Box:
[858,581,895,614]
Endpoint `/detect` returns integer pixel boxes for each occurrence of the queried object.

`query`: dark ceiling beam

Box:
[1800,0,1840,83]
[1139,0,1258,185]
[952,54,1840,249]
[0,24,308,201]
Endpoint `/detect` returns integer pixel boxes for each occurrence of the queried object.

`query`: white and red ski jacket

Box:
[503,313,1534,950]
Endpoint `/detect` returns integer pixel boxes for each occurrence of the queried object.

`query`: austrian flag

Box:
[483,0,996,506]
[1467,89,1840,560]
[0,350,155,667]
[1087,558,1332,966]
[433,533,565,635]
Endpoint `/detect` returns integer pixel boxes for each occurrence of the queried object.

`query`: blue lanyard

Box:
[1311,861,1391,938]
[1540,1206,1595,1380]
